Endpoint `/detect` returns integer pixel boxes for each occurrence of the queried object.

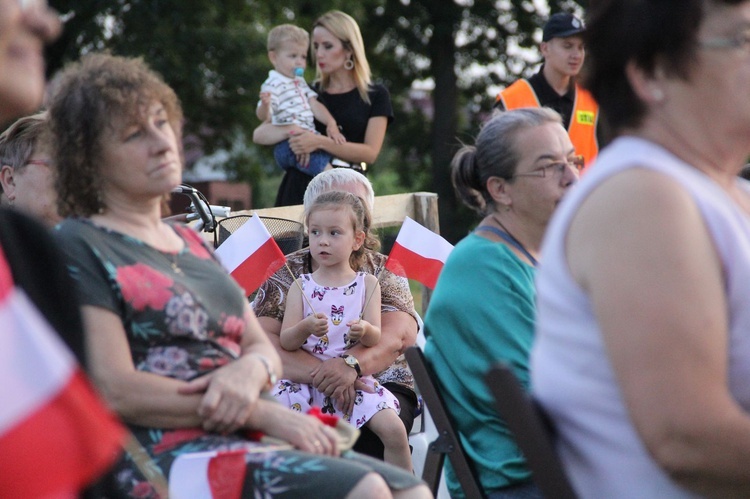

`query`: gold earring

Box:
[344,58,354,70]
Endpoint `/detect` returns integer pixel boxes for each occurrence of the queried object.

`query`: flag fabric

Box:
[168,444,291,499]
[385,216,454,289]
[0,245,126,497]
[169,449,247,499]
[215,215,286,294]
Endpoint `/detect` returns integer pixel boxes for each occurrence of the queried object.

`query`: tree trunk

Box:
[429,5,462,243]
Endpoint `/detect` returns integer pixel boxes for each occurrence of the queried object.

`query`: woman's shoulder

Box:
[55,218,101,244]
[361,249,387,271]
[366,82,393,120]
[367,82,390,97]
[367,82,392,106]
[450,233,528,273]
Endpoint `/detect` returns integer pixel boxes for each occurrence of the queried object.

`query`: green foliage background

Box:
[46,0,585,242]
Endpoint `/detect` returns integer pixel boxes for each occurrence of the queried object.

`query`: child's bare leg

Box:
[366,409,413,472]
[252,123,304,145]
[323,162,333,171]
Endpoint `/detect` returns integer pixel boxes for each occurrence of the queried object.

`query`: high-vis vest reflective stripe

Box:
[497,79,599,170]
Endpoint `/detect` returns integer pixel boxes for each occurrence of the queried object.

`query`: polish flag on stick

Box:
[385,216,454,289]
[169,444,293,498]
[0,246,126,497]
[215,215,286,295]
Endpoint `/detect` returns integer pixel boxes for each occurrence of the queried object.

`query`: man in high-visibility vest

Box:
[496,12,599,169]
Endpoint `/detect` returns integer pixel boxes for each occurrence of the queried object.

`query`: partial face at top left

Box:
[0,0,60,124]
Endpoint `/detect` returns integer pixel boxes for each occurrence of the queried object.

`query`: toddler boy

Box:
[256,24,345,176]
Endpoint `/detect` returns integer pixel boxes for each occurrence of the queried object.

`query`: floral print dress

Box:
[55,219,419,498]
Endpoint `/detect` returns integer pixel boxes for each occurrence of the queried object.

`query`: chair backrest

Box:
[214,215,304,255]
[484,363,577,499]
[404,346,485,498]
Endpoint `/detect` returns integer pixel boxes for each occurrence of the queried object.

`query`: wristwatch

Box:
[342,354,362,376]
[251,353,278,391]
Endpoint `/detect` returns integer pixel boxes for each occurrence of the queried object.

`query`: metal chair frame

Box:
[213,215,304,256]
[484,363,577,499]
[404,346,485,499]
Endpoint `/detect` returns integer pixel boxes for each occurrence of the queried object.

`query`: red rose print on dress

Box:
[117,263,173,311]
[215,336,242,358]
[130,480,156,498]
[221,315,245,344]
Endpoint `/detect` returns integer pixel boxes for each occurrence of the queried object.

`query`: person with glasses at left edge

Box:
[0,111,61,227]
[423,107,579,499]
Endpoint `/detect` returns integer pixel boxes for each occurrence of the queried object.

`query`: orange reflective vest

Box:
[497,79,599,170]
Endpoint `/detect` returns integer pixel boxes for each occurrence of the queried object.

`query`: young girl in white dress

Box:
[276,191,412,471]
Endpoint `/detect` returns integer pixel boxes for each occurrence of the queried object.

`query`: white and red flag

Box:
[0,246,126,497]
[170,449,247,499]
[169,443,293,498]
[215,215,286,294]
[385,216,454,289]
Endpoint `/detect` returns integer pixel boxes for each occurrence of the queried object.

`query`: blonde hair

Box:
[312,11,371,104]
[267,24,310,52]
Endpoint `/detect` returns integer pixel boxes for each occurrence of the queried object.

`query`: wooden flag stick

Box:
[359,261,386,320]
[124,433,170,497]
[346,260,387,347]
[284,262,317,315]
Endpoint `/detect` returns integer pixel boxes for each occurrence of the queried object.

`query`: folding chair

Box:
[214,215,304,255]
[404,346,485,498]
[484,363,577,499]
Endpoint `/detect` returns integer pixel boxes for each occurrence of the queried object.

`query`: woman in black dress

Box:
[254,10,394,207]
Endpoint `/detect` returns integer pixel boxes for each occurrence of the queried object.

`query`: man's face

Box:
[541,35,585,78]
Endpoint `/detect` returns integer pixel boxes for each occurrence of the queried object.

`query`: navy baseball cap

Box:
[542,13,585,42]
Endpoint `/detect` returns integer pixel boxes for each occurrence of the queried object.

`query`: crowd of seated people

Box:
[10,0,750,498]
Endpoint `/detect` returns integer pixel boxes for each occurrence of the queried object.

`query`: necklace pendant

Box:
[171,261,183,275]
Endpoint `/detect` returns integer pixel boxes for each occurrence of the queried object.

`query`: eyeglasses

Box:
[699,31,750,54]
[513,155,584,179]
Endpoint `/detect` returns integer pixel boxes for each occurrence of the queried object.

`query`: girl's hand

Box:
[303,312,329,338]
[346,319,367,343]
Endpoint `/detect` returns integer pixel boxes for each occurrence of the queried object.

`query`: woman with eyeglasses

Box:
[0,112,61,226]
[531,0,750,497]
[422,107,579,499]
